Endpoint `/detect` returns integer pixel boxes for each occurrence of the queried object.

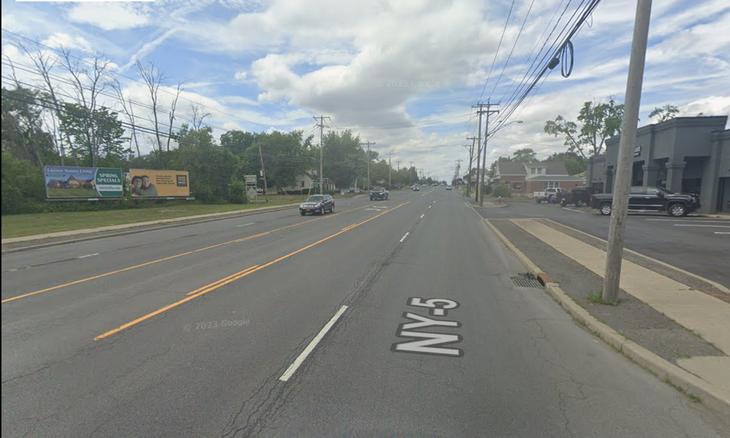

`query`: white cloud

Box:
[66,3,150,31]
[234,71,248,81]
[41,33,93,52]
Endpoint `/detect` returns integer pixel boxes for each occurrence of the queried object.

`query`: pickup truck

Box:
[533,187,568,203]
[590,186,700,217]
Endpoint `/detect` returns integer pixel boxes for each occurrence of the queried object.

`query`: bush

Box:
[493,185,511,198]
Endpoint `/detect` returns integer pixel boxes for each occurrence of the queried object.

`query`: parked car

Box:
[370,186,388,200]
[534,187,568,203]
[590,186,700,217]
[299,194,334,215]
[559,186,595,207]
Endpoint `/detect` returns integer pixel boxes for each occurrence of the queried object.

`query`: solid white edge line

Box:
[674,224,730,228]
[420,214,425,219]
[400,232,409,243]
[78,253,99,259]
[562,207,585,214]
[714,232,730,235]
[279,305,348,382]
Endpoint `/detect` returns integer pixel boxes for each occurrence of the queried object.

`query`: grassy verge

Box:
[2,197,304,239]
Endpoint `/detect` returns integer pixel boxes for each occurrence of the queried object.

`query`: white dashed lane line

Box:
[78,253,99,259]
[400,232,410,243]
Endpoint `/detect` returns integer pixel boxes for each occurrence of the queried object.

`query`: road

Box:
[475,200,730,289]
[2,189,728,437]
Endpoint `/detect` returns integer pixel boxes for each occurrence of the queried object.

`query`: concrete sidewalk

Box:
[485,217,730,416]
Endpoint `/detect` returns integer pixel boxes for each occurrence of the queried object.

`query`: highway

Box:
[2,188,727,437]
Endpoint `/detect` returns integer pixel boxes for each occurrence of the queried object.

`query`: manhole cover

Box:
[511,276,543,288]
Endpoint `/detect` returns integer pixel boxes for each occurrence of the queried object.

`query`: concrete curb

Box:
[2,203,300,252]
[483,217,730,418]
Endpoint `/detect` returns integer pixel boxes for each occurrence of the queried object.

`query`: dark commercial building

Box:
[587,116,729,213]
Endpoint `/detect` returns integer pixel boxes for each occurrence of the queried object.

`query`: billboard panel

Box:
[129,169,190,198]
[45,166,123,199]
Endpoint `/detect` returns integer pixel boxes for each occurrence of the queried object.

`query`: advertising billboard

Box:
[129,169,190,198]
[44,166,123,199]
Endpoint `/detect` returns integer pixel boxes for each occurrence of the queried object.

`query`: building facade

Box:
[586,116,729,213]
[492,161,585,196]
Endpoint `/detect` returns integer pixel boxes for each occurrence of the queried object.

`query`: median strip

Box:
[2,205,368,304]
[94,202,409,340]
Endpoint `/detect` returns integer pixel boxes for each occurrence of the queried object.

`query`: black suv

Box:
[299,194,334,215]
[590,186,700,217]
[370,187,388,201]
[559,186,596,207]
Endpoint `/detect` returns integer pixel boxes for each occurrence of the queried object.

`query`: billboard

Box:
[129,169,190,198]
[45,166,123,199]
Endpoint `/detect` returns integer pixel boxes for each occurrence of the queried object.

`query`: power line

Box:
[488,0,537,99]
[477,0,516,105]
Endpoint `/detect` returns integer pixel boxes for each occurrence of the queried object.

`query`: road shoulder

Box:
[482,216,730,418]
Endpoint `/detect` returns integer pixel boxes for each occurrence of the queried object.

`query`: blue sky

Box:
[2,0,729,180]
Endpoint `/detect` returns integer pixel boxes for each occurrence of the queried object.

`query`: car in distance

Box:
[299,194,334,215]
[534,187,568,203]
[370,186,388,200]
[412,185,420,191]
[446,186,452,190]
[590,186,700,217]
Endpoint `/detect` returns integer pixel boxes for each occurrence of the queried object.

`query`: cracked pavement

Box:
[2,190,728,437]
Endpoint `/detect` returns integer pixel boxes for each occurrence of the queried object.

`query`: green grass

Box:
[587,291,619,306]
[2,198,303,239]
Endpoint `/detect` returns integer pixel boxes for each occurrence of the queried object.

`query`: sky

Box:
[2,0,729,182]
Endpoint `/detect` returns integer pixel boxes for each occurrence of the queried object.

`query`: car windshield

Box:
[305,196,323,202]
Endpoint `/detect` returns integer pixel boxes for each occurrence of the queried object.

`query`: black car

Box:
[299,194,334,215]
[590,186,700,217]
[559,186,596,207]
[370,187,388,201]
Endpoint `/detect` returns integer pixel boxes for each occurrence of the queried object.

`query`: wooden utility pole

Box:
[314,115,330,194]
[603,0,653,302]
[363,141,376,191]
[258,143,269,202]
[388,152,393,190]
[465,136,476,196]
[481,100,499,206]
[472,103,486,202]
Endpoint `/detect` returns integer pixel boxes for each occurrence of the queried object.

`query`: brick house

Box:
[492,161,585,196]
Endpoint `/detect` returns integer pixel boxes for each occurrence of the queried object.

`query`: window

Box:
[512,182,522,190]
[538,168,544,174]
[544,182,560,189]
[300,181,305,187]
[530,168,536,174]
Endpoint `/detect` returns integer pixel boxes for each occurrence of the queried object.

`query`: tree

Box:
[649,104,679,123]
[511,148,537,162]
[544,98,624,159]
[137,61,165,153]
[251,130,311,189]
[546,151,586,175]
[58,103,129,167]
[321,130,364,188]
[2,86,58,168]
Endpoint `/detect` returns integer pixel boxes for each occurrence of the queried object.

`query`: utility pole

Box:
[314,115,330,195]
[465,137,476,196]
[481,100,499,206]
[603,0,653,302]
[454,159,462,186]
[363,141,376,191]
[472,103,486,203]
[258,143,269,202]
[388,152,393,190]
[410,161,414,184]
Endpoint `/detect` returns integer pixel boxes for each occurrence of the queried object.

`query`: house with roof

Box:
[492,161,585,196]
[277,169,336,194]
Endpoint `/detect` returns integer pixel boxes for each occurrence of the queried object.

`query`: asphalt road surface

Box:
[476,200,730,289]
[2,189,728,437]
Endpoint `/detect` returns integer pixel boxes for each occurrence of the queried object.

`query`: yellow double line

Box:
[2,205,368,304]
[95,201,409,340]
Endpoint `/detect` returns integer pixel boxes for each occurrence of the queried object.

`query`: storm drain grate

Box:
[511,276,543,288]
